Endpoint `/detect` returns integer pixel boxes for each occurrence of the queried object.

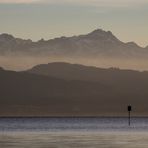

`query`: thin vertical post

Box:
[127,105,132,126]
[128,110,130,126]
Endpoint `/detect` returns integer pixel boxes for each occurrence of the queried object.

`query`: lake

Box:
[0,117,148,148]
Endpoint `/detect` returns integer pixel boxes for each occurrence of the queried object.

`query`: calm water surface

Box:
[0,117,148,148]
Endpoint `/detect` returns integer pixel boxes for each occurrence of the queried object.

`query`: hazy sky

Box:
[0,0,147,47]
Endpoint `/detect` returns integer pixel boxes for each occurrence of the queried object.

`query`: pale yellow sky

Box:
[0,0,147,47]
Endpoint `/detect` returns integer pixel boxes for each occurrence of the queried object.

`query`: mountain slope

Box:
[0,68,113,116]
[1,64,148,116]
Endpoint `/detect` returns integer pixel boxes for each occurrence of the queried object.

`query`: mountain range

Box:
[0,29,148,58]
[1,62,148,116]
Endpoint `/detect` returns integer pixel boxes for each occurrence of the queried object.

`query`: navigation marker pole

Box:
[127,105,132,126]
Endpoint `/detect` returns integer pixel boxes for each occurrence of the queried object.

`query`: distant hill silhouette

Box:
[28,62,148,84]
[0,63,148,116]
